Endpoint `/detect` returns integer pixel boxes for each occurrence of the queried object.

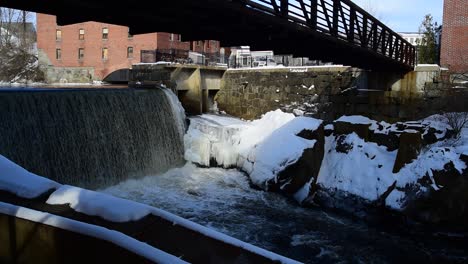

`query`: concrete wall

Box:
[130,64,226,114]
[0,212,151,263]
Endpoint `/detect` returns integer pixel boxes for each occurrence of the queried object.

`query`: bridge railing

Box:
[237,0,416,68]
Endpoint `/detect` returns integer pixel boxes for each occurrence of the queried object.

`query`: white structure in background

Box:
[398,32,424,46]
[189,51,205,65]
[229,46,253,68]
[251,51,277,67]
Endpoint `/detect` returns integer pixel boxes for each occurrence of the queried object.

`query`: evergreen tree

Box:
[417,14,438,64]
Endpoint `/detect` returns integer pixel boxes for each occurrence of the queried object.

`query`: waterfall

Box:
[0,88,186,189]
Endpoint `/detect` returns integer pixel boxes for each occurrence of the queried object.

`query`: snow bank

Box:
[47,185,152,222]
[0,154,60,198]
[317,133,397,201]
[0,202,187,264]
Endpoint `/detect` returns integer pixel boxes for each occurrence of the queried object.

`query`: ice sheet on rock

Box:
[184,110,297,168]
[0,154,61,198]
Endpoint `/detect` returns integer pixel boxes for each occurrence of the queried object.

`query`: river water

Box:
[102,163,468,263]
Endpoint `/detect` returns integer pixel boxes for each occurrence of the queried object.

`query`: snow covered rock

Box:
[312,133,397,215]
[264,123,324,197]
[244,117,324,198]
[401,157,468,229]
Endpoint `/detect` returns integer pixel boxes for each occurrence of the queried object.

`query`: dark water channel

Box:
[103,164,468,264]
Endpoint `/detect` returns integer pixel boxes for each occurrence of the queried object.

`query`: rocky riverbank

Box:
[184,111,468,231]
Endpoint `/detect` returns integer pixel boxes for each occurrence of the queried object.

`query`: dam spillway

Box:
[0,88,186,189]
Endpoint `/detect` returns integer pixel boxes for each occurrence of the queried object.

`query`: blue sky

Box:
[351,0,444,32]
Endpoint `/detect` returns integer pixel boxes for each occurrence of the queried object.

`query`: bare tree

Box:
[444,112,468,139]
[0,7,42,83]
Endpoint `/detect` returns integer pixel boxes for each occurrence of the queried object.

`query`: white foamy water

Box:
[101,163,468,263]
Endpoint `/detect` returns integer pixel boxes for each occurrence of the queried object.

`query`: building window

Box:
[207,40,211,49]
[170,33,174,41]
[102,27,108,39]
[127,47,133,58]
[79,29,85,40]
[102,47,108,60]
[78,48,84,60]
[56,29,62,40]
[178,34,181,42]
[197,41,202,47]
[56,48,61,60]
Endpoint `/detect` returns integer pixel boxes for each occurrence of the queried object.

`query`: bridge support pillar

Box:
[366,65,441,95]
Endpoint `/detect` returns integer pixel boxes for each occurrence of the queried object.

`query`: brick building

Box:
[440,0,468,73]
[37,13,219,81]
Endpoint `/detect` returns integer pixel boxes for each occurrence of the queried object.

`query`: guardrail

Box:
[236,0,415,68]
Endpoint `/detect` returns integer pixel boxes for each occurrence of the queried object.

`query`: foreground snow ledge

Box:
[46,185,301,264]
[0,155,61,198]
[0,201,187,264]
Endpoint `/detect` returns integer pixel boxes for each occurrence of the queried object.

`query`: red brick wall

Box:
[37,14,221,80]
[190,40,221,54]
[440,0,468,73]
[156,32,190,50]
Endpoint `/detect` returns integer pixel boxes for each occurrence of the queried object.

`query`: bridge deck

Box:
[2,0,414,72]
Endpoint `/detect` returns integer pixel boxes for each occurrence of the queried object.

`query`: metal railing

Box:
[236,0,415,67]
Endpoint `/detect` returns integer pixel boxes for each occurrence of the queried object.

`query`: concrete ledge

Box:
[414,64,440,72]
[227,65,351,73]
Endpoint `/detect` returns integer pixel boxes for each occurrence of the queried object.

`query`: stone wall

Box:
[215,66,356,120]
[215,66,468,122]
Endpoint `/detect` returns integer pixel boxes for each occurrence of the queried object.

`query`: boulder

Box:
[333,121,369,140]
[368,131,400,151]
[392,132,422,173]
[267,125,325,195]
[403,161,468,230]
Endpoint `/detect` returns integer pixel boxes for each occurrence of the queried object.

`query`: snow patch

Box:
[317,134,397,201]
[47,185,152,222]
[336,115,373,125]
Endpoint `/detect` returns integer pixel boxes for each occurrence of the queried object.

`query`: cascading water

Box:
[0,87,185,189]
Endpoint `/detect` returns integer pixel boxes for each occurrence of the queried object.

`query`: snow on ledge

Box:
[0,155,61,198]
[46,186,301,263]
[0,201,187,264]
[335,115,374,125]
[47,185,152,223]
